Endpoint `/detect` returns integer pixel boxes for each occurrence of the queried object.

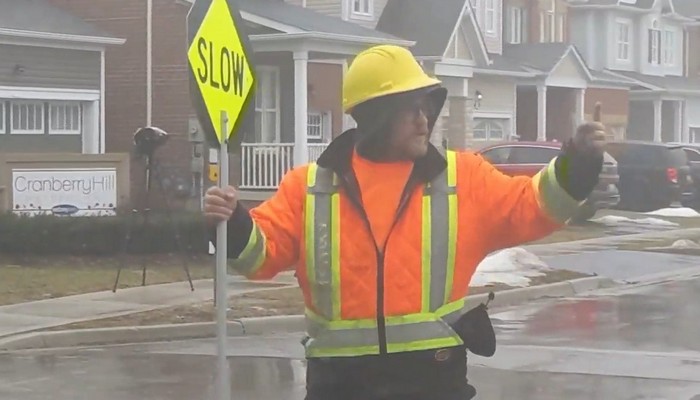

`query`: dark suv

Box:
[605,141,693,211]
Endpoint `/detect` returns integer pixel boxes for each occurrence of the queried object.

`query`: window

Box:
[616,20,631,61]
[11,101,44,135]
[254,67,280,143]
[0,102,5,134]
[49,103,81,135]
[508,7,523,44]
[683,148,700,162]
[352,0,372,17]
[691,128,700,144]
[485,0,497,35]
[308,112,331,141]
[473,120,505,141]
[482,146,512,164]
[556,14,565,42]
[540,0,557,42]
[649,20,661,65]
[664,30,675,65]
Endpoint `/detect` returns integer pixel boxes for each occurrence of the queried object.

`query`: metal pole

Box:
[215,110,231,400]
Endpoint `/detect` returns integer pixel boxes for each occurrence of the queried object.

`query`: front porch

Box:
[232,0,412,192]
[614,71,700,143]
[239,142,328,190]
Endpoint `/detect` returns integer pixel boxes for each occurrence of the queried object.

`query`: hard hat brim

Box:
[344,74,442,114]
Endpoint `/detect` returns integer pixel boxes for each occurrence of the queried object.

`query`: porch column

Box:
[537,84,547,141]
[293,51,309,166]
[682,101,690,143]
[576,88,586,126]
[673,100,683,143]
[653,99,662,142]
[341,58,356,131]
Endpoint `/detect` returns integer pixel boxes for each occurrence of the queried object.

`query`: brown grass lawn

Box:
[0,254,214,306]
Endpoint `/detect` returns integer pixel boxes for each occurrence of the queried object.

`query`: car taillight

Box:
[667,168,678,183]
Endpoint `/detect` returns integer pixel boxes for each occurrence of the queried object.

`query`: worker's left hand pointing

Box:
[572,121,607,157]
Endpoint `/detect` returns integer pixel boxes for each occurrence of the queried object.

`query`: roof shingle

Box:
[238,0,405,41]
[0,0,113,39]
[376,0,466,57]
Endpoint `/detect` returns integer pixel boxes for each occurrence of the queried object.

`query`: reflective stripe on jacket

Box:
[228,130,583,358]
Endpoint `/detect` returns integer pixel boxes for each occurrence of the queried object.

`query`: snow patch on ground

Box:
[645,208,700,218]
[472,248,551,288]
[591,215,679,227]
[647,239,700,251]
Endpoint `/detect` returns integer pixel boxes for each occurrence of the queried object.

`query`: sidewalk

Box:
[0,273,296,339]
[525,228,700,257]
[2,228,697,342]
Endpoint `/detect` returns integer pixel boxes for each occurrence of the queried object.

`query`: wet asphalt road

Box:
[1,275,699,400]
[542,249,700,281]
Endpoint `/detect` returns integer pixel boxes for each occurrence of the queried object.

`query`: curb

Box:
[0,276,615,352]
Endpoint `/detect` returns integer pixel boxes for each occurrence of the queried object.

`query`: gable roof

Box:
[376,0,466,57]
[501,43,594,80]
[183,0,409,44]
[376,0,489,66]
[610,70,700,93]
[0,0,125,45]
[0,0,123,45]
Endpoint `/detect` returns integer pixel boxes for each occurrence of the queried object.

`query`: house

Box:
[675,0,700,142]
[377,0,634,149]
[498,0,635,142]
[567,0,700,143]
[0,0,123,155]
[375,0,489,150]
[46,0,411,199]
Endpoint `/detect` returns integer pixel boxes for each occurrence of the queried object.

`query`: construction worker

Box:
[204,45,605,399]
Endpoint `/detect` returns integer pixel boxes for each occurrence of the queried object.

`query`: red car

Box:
[477,141,620,221]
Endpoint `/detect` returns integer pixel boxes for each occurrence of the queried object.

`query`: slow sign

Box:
[187,0,255,145]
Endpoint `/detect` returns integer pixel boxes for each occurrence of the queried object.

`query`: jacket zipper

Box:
[341,173,417,355]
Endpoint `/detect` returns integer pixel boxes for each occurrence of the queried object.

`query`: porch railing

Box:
[308,143,329,162]
[239,142,331,190]
[240,143,294,189]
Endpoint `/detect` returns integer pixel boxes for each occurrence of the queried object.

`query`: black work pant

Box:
[305,346,476,400]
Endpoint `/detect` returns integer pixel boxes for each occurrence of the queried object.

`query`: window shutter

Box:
[648,30,653,63]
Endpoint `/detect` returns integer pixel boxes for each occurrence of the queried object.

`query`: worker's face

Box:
[387,94,434,160]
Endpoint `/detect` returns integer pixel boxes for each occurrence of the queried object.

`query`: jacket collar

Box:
[316,128,447,183]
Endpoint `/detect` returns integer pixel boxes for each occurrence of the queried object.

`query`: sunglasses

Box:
[396,96,437,121]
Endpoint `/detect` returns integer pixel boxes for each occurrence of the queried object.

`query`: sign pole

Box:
[214,110,231,400]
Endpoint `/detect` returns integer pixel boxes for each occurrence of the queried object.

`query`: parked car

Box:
[669,143,700,209]
[477,142,620,221]
[604,141,694,212]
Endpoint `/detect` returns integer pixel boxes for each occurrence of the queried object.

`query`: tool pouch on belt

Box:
[451,292,496,357]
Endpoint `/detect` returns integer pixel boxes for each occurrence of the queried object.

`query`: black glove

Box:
[555,122,606,201]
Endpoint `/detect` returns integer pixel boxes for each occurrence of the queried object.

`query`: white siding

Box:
[568,11,591,65]
[305,0,342,18]
[470,0,502,55]
[607,12,637,72]
[466,76,516,148]
[285,0,304,6]
[688,98,700,128]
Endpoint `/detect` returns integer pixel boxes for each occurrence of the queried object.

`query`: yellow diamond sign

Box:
[187,0,255,144]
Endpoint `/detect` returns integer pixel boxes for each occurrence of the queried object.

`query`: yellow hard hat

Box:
[343,45,442,114]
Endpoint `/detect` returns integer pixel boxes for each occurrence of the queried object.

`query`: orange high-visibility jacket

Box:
[228,130,582,358]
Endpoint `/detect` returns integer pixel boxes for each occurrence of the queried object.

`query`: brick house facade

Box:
[45,0,406,204]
